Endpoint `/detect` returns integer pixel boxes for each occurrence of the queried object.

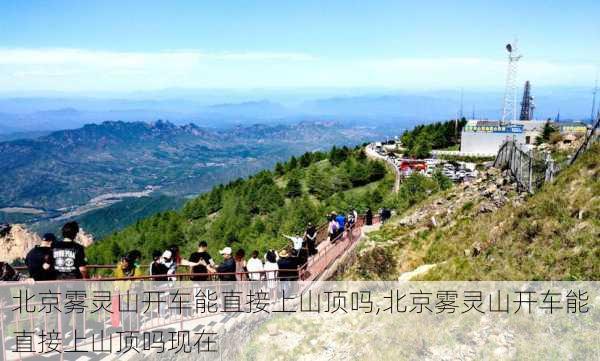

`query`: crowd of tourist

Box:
[0,207,379,283]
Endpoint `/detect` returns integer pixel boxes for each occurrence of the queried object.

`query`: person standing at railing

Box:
[246,250,264,281]
[277,249,298,295]
[234,249,248,281]
[161,249,177,281]
[150,250,169,280]
[264,250,279,297]
[53,221,87,279]
[113,252,144,279]
[215,247,236,281]
[25,233,57,281]
[161,246,205,281]
[277,249,299,281]
[189,241,215,281]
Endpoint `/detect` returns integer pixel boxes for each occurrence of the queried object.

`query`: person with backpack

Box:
[53,221,87,279]
[327,213,339,243]
[335,212,346,238]
[25,233,57,281]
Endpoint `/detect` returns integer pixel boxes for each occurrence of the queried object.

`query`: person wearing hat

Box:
[215,247,236,281]
[160,247,206,281]
[25,233,57,281]
[277,248,299,281]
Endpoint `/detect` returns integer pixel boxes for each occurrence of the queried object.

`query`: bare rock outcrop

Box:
[75,228,94,247]
[0,224,41,262]
[0,223,94,262]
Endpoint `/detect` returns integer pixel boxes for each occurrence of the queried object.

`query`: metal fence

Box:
[494,116,600,194]
[569,115,600,166]
[494,141,541,193]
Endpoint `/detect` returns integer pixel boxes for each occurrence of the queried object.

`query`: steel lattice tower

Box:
[501,41,522,123]
[519,80,534,120]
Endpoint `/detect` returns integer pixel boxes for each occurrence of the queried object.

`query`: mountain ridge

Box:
[0,119,382,210]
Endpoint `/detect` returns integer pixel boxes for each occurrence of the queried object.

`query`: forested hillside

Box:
[87,145,393,265]
[401,118,467,157]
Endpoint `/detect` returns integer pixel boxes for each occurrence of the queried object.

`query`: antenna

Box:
[501,39,522,124]
[459,88,464,119]
[519,80,534,120]
[591,70,599,125]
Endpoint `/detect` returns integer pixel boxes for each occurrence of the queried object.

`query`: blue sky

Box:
[1,0,599,93]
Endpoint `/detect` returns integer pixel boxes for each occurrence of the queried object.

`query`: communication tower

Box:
[519,80,534,120]
[501,41,522,123]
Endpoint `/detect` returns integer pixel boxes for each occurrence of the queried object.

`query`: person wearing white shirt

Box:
[283,234,304,253]
[246,250,264,280]
[263,250,279,291]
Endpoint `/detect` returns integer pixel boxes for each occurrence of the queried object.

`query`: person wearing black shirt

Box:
[277,249,299,281]
[366,207,373,226]
[304,223,318,256]
[25,233,57,281]
[189,241,215,281]
[53,221,87,279]
[149,250,168,280]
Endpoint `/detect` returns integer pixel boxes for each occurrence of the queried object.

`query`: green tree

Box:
[275,162,285,175]
[285,177,303,198]
[409,134,432,159]
[287,156,298,171]
[536,121,558,145]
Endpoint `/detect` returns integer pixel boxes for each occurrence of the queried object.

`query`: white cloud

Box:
[0,48,594,92]
[0,48,315,66]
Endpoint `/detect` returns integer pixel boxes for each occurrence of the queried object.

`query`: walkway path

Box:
[365,144,400,193]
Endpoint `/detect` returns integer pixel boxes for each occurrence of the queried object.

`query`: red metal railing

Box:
[0,215,382,360]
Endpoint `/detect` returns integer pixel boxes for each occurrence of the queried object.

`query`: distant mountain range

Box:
[0,87,594,134]
[0,119,382,210]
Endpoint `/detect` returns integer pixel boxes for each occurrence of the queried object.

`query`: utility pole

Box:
[459,88,464,119]
[591,70,598,125]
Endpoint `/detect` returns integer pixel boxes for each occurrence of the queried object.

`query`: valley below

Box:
[0,119,389,238]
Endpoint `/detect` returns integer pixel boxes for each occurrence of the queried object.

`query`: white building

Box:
[460,120,547,156]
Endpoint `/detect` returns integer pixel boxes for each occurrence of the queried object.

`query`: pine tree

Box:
[285,177,303,197]
[275,162,285,175]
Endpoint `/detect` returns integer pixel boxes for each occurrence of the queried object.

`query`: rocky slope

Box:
[0,224,40,262]
[345,142,599,281]
[343,166,525,280]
